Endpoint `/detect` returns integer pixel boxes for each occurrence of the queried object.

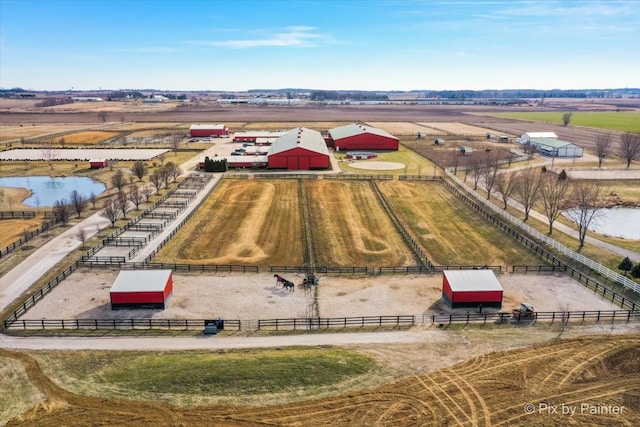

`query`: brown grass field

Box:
[420,122,502,136]
[55,131,119,145]
[306,180,416,268]
[2,334,638,426]
[0,124,93,141]
[155,179,304,266]
[378,181,542,266]
[0,218,44,248]
[242,121,349,131]
[366,121,446,135]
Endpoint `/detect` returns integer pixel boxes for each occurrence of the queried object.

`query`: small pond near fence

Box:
[0,176,107,207]
[563,206,640,240]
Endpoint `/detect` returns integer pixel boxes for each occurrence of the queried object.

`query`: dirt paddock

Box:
[21,270,623,321]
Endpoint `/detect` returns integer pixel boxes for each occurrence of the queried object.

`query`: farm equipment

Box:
[512,303,536,320]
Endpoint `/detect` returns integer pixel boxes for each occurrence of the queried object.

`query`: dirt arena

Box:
[20,270,623,322]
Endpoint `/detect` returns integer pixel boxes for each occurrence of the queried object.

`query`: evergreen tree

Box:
[618,257,633,276]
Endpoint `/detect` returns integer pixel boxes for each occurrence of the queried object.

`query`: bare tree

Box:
[110,169,127,192]
[150,172,163,193]
[128,185,143,210]
[451,148,461,175]
[76,227,87,249]
[165,161,182,181]
[595,133,612,168]
[53,199,72,226]
[41,144,59,169]
[41,218,51,237]
[141,184,154,202]
[564,181,610,248]
[467,155,483,190]
[171,134,181,155]
[116,191,129,219]
[89,192,97,209]
[69,190,88,218]
[494,172,517,209]
[107,159,118,171]
[514,168,541,221]
[35,195,41,212]
[128,175,136,188]
[98,111,108,123]
[100,198,119,227]
[619,132,640,168]
[158,152,166,166]
[160,165,171,187]
[562,112,573,126]
[481,151,500,200]
[132,160,148,182]
[538,173,571,235]
[22,228,33,249]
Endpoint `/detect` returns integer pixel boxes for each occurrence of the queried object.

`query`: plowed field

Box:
[4,335,639,426]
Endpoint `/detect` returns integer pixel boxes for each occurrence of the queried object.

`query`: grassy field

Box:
[337,144,438,176]
[57,131,119,145]
[378,181,543,266]
[155,179,304,266]
[488,111,640,133]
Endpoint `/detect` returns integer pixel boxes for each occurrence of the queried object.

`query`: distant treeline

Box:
[309,91,389,101]
[415,88,639,99]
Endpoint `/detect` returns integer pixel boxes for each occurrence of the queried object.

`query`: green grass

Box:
[37,347,377,397]
[336,144,437,176]
[488,111,640,133]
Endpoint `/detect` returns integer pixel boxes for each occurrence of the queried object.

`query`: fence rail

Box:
[0,211,36,219]
[323,174,394,180]
[257,315,415,330]
[3,318,241,331]
[0,215,58,258]
[432,310,639,325]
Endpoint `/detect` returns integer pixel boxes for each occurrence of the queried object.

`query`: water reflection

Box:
[0,176,107,207]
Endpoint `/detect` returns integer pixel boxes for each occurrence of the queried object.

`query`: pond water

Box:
[564,207,640,240]
[0,176,107,207]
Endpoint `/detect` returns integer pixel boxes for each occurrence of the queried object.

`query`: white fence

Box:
[444,169,640,294]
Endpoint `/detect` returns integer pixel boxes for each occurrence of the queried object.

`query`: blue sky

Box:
[1,0,639,91]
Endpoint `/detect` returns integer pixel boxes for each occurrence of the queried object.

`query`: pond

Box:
[0,176,107,207]
[564,207,640,240]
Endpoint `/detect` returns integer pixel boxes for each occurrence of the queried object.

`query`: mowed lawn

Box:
[154,179,304,266]
[488,111,640,133]
[378,180,543,267]
[306,180,416,268]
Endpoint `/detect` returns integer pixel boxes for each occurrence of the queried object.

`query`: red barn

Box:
[190,124,228,138]
[328,123,399,151]
[89,159,108,169]
[110,270,173,309]
[267,127,330,170]
[442,270,503,309]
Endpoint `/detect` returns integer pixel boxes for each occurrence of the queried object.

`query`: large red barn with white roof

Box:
[328,123,399,151]
[267,127,330,170]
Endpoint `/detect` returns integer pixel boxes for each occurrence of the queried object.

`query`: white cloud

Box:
[191,26,327,49]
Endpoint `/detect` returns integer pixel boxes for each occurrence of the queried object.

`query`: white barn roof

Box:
[444,270,503,292]
[110,270,172,293]
[329,123,398,141]
[521,132,557,139]
[268,127,329,156]
[190,124,226,130]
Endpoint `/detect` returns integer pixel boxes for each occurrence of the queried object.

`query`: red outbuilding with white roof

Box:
[442,270,503,309]
[110,270,173,309]
[328,123,399,151]
[267,127,330,170]
[190,124,228,137]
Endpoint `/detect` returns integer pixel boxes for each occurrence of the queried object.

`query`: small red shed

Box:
[89,159,108,169]
[442,270,503,309]
[110,270,173,309]
[328,123,399,151]
[190,124,228,137]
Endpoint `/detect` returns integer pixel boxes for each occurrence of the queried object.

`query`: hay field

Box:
[0,124,92,141]
[306,180,416,268]
[107,122,186,131]
[378,181,542,266]
[366,121,445,135]
[56,131,119,145]
[154,179,304,266]
[243,121,349,131]
[420,122,498,135]
[0,218,43,248]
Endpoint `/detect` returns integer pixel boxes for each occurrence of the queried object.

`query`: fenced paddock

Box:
[0,148,170,161]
